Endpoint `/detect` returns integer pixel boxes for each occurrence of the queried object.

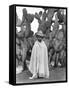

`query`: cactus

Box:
[16,8,66,69]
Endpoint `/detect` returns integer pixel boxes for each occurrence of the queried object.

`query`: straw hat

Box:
[36,30,45,37]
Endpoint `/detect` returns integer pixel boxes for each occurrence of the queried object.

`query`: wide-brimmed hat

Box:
[36,30,45,37]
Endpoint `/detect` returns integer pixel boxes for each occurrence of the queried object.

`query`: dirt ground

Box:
[16,67,66,84]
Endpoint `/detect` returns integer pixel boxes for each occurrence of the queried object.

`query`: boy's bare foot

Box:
[29,74,37,79]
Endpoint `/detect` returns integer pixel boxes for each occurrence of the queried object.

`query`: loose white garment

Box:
[29,40,49,78]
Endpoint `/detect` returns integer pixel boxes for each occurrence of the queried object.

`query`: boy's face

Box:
[37,35,43,42]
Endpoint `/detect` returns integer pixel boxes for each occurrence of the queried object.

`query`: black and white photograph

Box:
[16,5,67,84]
